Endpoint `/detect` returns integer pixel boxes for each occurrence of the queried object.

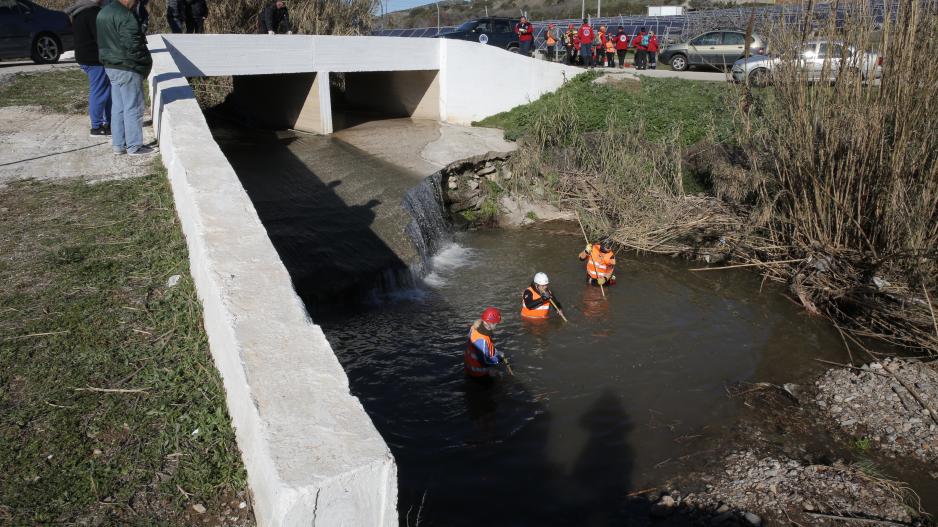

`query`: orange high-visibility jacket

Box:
[521,286,551,319]
[465,322,497,377]
[581,244,615,279]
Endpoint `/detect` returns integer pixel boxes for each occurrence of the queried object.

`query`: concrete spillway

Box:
[148,32,561,526]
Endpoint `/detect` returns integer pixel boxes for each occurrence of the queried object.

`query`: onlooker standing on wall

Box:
[97,0,156,156]
[259,1,292,34]
[577,18,594,68]
[544,23,557,61]
[65,0,110,136]
[614,26,628,68]
[184,0,208,33]
[646,30,659,69]
[166,0,184,33]
[514,15,533,57]
[631,26,647,70]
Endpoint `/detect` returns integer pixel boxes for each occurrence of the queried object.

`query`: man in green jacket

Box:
[97,0,156,156]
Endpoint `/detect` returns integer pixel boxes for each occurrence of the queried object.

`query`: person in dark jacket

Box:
[184,0,208,34]
[65,0,111,136]
[166,0,184,33]
[259,1,292,34]
[133,0,149,33]
[98,0,156,156]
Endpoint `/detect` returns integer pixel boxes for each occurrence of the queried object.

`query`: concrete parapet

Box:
[147,35,397,526]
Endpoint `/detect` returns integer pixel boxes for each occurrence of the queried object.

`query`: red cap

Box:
[481,307,502,324]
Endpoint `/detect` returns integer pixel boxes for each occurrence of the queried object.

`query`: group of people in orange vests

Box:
[464,241,617,379]
[549,20,659,69]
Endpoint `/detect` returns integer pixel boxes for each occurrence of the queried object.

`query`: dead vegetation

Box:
[508,0,938,356]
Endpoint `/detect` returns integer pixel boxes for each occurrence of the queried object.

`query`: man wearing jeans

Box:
[97,0,155,156]
[65,0,110,136]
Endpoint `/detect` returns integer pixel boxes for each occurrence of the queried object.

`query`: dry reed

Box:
[511,0,938,355]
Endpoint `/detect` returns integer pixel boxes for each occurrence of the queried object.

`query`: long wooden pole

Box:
[574,209,605,298]
[549,298,568,322]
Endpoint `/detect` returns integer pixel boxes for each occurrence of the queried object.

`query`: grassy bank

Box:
[476,73,732,145]
[0,168,249,523]
[479,1,938,355]
[0,69,86,114]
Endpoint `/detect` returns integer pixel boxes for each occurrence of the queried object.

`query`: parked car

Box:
[731,40,883,85]
[0,0,73,64]
[659,29,766,71]
[438,17,521,53]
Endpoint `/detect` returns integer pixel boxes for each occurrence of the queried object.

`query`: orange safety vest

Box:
[546,30,556,46]
[605,40,615,53]
[585,244,615,279]
[464,323,495,377]
[521,286,551,319]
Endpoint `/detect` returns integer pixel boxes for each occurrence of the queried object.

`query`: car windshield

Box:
[456,20,478,32]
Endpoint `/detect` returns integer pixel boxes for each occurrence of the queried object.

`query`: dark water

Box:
[210,119,937,525]
[315,226,851,526]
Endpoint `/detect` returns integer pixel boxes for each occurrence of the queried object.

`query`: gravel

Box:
[680,450,914,525]
[816,358,938,463]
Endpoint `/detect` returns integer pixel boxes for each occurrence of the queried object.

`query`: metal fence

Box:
[373,1,902,51]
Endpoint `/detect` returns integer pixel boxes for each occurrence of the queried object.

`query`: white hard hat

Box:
[533,272,549,285]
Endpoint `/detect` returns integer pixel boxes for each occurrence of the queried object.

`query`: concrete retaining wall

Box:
[148,36,397,526]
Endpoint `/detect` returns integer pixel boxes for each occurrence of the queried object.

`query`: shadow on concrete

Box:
[206,117,414,310]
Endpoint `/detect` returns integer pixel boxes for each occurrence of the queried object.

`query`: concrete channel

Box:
[147,34,579,525]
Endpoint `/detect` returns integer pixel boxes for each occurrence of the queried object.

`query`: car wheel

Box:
[31,34,61,64]
[748,67,770,87]
[670,54,688,71]
[507,45,519,53]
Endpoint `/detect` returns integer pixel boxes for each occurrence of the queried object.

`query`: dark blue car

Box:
[0,0,74,64]
[439,17,521,53]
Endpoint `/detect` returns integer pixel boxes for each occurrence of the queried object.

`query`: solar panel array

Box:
[373,0,902,51]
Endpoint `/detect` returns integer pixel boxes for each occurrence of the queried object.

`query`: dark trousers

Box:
[166,8,183,33]
[519,39,532,56]
[565,46,575,64]
[648,51,657,69]
[635,49,647,69]
[617,49,626,67]
[606,51,615,67]
[185,16,205,33]
[581,44,593,67]
[546,45,555,61]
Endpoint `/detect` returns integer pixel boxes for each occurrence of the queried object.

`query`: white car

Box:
[731,40,883,85]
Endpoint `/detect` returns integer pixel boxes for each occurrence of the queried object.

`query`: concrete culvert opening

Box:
[330,70,440,132]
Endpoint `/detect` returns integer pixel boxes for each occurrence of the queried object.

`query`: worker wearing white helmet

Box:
[521,272,565,319]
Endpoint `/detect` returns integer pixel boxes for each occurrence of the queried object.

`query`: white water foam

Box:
[422,243,477,288]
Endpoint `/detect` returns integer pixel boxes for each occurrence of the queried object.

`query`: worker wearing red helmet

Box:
[464,307,506,378]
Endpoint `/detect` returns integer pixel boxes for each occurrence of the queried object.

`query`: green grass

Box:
[0,168,249,525]
[0,69,88,114]
[475,71,733,145]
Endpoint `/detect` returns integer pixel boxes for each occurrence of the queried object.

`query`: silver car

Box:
[731,40,883,85]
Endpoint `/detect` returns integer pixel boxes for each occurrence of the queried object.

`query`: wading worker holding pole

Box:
[465,307,509,378]
[579,241,616,286]
[521,273,567,321]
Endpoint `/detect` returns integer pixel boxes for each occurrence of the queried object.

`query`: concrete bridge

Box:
[148,34,579,526]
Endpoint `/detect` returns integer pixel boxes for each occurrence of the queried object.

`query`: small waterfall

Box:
[402,172,454,275]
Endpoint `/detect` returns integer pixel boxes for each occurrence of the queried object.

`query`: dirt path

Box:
[0,106,155,188]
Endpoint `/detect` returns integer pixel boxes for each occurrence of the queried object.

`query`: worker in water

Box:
[521,272,565,319]
[465,307,506,378]
[579,241,617,286]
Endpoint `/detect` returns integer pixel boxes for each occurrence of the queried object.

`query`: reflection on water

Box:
[316,226,850,526]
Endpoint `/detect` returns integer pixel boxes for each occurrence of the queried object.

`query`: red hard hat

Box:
[481,307,502,324]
